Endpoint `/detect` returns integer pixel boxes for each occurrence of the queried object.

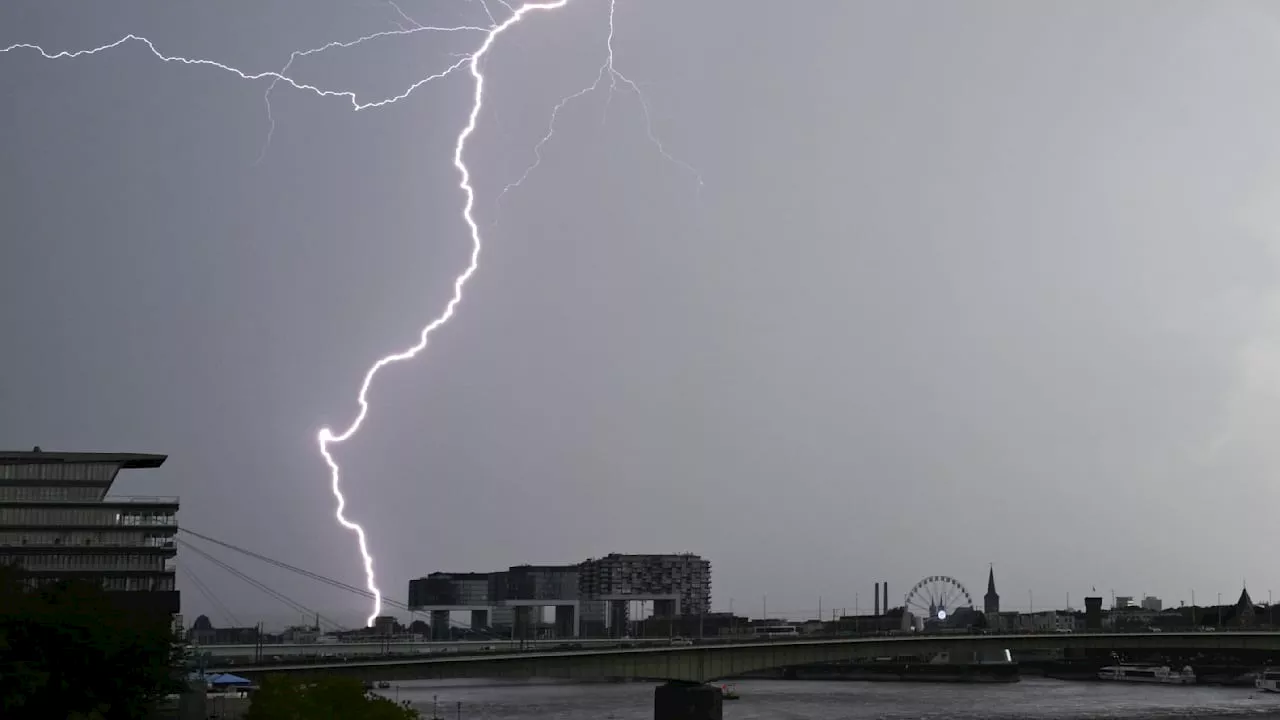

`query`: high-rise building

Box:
[0,449,180,618]
[408,572,492,607]
[578,553,712,616]
[1141,595,1162,612]
[984,566,1000,615]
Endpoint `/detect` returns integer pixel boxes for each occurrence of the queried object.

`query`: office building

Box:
[409,572,491,607]
[410,552,711,638]
[0,449,180,618]
[579,553,712,633]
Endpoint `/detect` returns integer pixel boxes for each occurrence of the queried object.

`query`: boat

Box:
[376,681,391,689]
[1097,665,1196,685]
[1256,668,1280,693]
[719,683,740,700]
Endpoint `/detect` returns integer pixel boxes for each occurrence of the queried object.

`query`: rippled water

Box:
[377,678,1280,720]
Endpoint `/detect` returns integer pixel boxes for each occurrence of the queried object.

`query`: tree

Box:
[0,566,184,719]
[245,676,419,720]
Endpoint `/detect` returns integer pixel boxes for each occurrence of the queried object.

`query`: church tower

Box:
[984,565,1000,615]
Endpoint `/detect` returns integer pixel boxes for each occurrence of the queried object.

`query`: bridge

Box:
[174,536,1280,718]
[211,632,1280,684]
[192,637,668,661]
[208,632,1280,719]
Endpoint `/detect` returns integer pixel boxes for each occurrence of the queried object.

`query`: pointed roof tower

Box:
[983,564,1000,614]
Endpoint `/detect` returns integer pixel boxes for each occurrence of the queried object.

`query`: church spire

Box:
[984,564,999,614]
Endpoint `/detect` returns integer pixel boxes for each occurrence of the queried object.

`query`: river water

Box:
[379,678,1280,719]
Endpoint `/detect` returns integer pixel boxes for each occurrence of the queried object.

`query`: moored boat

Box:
[1097,664,1195,685]
[1256,668,1280,693]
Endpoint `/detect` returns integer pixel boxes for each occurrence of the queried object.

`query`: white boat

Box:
[1097,665,1196,685]
[1255,668,1280,692]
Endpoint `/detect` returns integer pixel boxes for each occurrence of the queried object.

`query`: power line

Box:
[177,538,347,632]
[180,527,409,610]
[178,527,492,633]
[179,538,321,625]
[179,563,240,627]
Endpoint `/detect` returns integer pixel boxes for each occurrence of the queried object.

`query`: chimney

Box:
[874,582,880,616]
[884,582,889,614]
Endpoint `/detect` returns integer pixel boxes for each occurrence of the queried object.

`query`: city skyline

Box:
[6,1,1280,629]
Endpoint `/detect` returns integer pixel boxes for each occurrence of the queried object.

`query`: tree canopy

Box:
[0,565,183,719]
[245,676,420,720]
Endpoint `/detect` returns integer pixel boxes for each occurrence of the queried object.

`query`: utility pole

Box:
[762,596,767,624]
[818,596,822,624]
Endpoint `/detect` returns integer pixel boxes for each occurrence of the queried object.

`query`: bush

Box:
[0,566,184,718]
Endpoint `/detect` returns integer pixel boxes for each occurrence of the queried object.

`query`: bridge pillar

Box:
[513,606,535,640]
[610,600,629,637]
[554,605,577,637]
[470,609,489,630]
[430,610,451,640]
[653,599,677,618]
[654,682,721,720]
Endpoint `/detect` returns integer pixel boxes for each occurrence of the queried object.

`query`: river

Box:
[378,678,1280,719]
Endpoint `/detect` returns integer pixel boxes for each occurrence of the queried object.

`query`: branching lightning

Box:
[1,0,699,627]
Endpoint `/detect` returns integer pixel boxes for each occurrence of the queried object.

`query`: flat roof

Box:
[0,451,168,469]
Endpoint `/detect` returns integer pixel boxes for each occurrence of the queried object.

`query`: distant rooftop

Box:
[0,449,167,469]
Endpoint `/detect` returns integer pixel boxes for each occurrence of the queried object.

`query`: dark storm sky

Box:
[5,0,1280,627]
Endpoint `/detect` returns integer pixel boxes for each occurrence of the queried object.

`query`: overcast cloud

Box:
[4,0,1280,627]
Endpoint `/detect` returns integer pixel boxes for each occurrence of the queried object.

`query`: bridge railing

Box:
[203,629,1277,669]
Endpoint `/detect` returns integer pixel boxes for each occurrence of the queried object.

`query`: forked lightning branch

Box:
[0,0,698,625]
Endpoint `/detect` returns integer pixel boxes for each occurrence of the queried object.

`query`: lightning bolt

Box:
[1,0,699,627]
[495,0,702,218]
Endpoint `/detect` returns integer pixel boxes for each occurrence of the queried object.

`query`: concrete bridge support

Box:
[609,600,629,637]
[470,609,489,630]
[654,682,721,720]
[554,605,577,637]
[430,610,451,640]
[513,606,534,640]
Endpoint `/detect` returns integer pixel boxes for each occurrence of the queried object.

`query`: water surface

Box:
[378,677,1280,719]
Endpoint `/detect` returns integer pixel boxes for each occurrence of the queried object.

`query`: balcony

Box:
[102,496,180,504]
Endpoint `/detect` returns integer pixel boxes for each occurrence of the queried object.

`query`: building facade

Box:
[409,572,492,607]
[578,553,712,618]
[409,552,712,638]
[0,449,180,617]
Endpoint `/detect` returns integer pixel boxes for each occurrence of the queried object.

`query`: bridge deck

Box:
[212,632,1280,684]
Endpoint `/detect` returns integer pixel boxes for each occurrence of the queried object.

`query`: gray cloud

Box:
[3,0,1280,627]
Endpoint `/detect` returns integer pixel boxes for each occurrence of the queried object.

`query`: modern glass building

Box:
[0,449,180,617]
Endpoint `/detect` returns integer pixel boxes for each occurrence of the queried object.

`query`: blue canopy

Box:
[205,673,252,685]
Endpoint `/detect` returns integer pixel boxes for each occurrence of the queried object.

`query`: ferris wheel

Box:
[904,575,973,621]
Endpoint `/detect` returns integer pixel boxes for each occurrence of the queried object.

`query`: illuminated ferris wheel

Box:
[905,575,973,621]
